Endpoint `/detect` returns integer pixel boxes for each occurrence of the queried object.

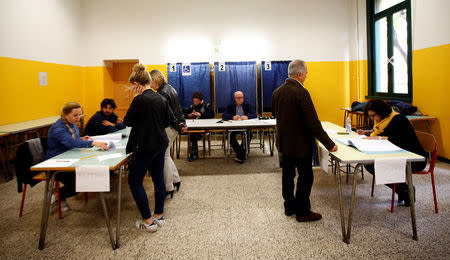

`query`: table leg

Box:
[39,171,55,250]
[406,162,418,241]
[5,137,12,181]
[346,163,360,243]
[176,134,181,159]
[335,161,347,243]
[99,192,116,250]
[115,165,123,249]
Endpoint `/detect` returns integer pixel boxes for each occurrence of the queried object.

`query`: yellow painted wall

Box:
[0,57,84,125]
[146,64,168,80]
[82,66,105,120]
[412,44,450,158]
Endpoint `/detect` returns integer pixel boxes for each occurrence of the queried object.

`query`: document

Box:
[374,157,406,185]
[320,147,330,173]
[334,137,404,154]
[97,153,123,161]
[75,166,110,192]
[91,133,122,141]
[34,159,79,168]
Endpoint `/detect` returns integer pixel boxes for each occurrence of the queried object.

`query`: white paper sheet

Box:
[91,133,122,141]
[320,147,330,173]
[97,153,123,161]
[374,157,406,185]
[34,159,79,168]
[75,166,110,192]
[334,137,404,153]
[324,129,338,134]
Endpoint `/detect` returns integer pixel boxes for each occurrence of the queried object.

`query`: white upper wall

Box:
[411,0,450,50]
[81,0,357,66]
[0,0,82,65]
[1,0,448,66]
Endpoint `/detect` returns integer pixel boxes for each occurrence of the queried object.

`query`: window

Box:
[367,0,412,102]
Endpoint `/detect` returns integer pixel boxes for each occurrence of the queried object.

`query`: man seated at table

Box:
[222,91,257,163]
[84,98,126,136]
[185,92,215,162]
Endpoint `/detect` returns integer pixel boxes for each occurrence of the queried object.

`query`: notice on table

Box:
[76,166,110,192]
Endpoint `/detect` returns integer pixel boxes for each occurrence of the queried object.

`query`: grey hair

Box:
[288,60,307,76]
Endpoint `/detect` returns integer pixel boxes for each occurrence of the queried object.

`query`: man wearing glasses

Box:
[222,91,257,163]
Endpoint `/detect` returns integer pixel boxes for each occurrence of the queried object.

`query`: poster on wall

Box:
[169,63,177,72]
[264,61,272,71]
[182,63,191,76]
[39,72,47,86]
[218,62,226,72]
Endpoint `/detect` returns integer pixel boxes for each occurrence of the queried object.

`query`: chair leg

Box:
[391,184,396,213]
[430,172,438,213]
[85,193,88,204]
[56,182,62,220]
[202,134,206,158]
[207,133,211,156]
[371,175,375,197]
[19,184,27,217]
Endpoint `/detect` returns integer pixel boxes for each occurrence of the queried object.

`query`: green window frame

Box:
[366,0,413,102]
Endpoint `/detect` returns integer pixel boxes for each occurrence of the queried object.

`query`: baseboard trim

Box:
[437,156,450,164]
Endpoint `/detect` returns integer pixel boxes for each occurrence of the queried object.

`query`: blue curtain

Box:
[167,62,211,110]
[261,61,290,112]
[214,61,257,112]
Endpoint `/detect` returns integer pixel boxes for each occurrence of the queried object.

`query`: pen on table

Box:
[80,154,98,160]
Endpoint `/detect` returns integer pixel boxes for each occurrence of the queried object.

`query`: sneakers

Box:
[135,219,158,232]
[296,211,322,222]
[135,215,165,232]
[50,195,71,213]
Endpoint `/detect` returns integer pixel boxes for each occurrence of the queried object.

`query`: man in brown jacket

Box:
[272,59,337,222]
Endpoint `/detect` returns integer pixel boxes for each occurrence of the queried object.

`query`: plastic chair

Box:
[371,131,439,213]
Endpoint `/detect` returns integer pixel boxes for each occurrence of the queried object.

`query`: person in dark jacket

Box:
[222,91,257,163]
[358,99,427,206]
[149,69,186,196]
[272,60,337,222]
[125,64,171,232]
[47,102,109,212]
[186,91,215,161]
[84,98,125,136]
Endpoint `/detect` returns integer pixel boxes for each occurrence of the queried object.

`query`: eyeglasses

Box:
[234,96,244,99]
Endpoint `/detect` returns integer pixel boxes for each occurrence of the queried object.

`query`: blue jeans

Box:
[128,145,167,219]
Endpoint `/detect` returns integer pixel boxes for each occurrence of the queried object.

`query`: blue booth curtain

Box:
[261,60,290,112]
[214,61,257,112]
[167,62,211,110]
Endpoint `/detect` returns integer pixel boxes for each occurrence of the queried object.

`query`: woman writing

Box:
[358,99,426,206]
[46,102,108,211]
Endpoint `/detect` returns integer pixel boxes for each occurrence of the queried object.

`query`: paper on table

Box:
[97,153,123,161]
[320,147,330,173]
[334,137,403,153]
[324,129,338,134]
[374,157,406,185]
[34,159,79,168]
[75,166,110,192]
[91,133,122,141]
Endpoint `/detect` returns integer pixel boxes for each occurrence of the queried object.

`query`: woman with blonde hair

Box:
[125,64,171,232]
[46,102,108,211]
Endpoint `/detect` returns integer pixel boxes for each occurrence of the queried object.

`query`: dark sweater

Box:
[185,101,215,119]
[222,102,257,120]
[272,78,335,158]
[124,89,170,154]
[84,111,125,136]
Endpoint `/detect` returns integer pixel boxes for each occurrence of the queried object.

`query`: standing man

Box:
[272,60,337,222]
[222,91,257,163]
[185,92,215,162]
[149,69,186,197]
[84,98,126,136]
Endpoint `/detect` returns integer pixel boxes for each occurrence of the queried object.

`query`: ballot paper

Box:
[320,147,330,173]
[97,153,123,161]
[374,157,407,185]
[324,129,338,134]
[34,159,79,168]
[335,137,404,154]
[75,166,110,192]
[91,133,122,141]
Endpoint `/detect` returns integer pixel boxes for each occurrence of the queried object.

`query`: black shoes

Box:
[296,211,322,222]
[188,152,198,162]
[174,182,181,191]
[398,186,416,207]
[166,190,174,199]
[284,209,296,216]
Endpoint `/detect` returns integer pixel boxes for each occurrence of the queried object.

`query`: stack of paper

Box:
[335,137,404,154]
[34,159,80,168]
[91,133,122,149]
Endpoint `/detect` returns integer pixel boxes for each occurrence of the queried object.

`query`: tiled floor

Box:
[0,140,449,259]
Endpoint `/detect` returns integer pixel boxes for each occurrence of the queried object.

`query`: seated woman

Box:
[46,102,108,211]
[358,99,427,206]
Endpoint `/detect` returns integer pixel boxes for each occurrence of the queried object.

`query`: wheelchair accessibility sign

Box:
[182,63,191,76]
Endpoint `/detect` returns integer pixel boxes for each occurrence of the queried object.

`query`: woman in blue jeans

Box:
[124,64,171,232]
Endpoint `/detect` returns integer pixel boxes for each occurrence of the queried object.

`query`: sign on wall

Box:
[169,63,177,72]
[218,62,226,71]
[182,63,191,76]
